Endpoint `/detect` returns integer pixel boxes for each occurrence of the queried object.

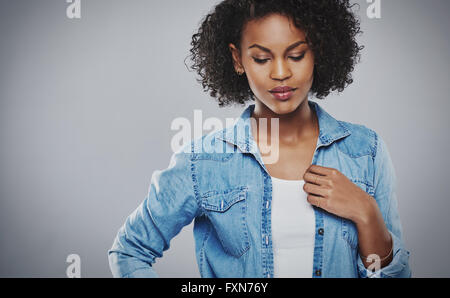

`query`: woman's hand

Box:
[302,164,374,225]
[303,164,394,269]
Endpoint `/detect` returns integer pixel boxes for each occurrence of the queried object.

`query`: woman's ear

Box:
[229,43,243,72]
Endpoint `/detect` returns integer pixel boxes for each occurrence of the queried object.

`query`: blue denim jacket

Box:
[108,100,411,278]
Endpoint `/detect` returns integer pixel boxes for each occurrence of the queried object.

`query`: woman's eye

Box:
[252,54,305,64]
[290,54,305,61]
[252,57,269,64]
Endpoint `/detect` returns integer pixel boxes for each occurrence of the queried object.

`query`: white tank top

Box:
[270,176,316,277]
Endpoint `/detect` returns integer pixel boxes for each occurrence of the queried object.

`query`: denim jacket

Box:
[108,100,411,278]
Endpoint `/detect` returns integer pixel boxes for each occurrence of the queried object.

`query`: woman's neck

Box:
[251,99,318,145]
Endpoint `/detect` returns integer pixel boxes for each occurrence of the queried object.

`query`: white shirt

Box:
[270,176,316,277]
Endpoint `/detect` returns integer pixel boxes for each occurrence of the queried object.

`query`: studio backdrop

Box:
[0,0,449,277]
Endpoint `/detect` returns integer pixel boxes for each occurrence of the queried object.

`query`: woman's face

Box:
[229,13,315,115]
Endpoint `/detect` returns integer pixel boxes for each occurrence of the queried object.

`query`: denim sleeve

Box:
[356,133,411,278]
[107,142,201,278]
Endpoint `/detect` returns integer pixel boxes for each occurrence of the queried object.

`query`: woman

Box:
[108,0,411,278]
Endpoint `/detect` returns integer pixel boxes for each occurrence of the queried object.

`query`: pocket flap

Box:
[201,187,247,212]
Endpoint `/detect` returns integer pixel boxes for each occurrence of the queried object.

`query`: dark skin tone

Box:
[229,13,393,269]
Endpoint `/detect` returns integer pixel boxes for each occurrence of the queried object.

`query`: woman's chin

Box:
[269,99,305,115]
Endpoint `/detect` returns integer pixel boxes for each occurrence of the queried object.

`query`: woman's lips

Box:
[269,88,297,101]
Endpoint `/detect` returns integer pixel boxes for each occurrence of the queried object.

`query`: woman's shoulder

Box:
[188,126,233,156]
[334,119,380,158]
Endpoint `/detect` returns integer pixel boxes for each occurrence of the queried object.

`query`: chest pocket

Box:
[341,180,373,249]
[201,186,250,258]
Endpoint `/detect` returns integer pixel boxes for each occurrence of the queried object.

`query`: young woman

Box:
[108,0,411,278]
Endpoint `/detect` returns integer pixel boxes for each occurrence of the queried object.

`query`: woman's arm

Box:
[354,133,411,277]
[353,193,394,270]
[108,142,201,278]
[302,134,411,278]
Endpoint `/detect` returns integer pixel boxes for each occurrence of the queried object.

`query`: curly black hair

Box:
[185,0,364,107]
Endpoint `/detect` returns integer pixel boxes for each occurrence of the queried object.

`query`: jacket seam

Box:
[199,224,212,277]
[372,131,379,187]
[190,141,205,218]
[373,131,392,218]
[337,120,351,136]
[335,122,373,158]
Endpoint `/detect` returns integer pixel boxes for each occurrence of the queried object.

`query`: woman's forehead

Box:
[241,14,306,49]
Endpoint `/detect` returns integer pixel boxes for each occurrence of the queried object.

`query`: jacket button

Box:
[318,228,324,235]
[315,269,322,276]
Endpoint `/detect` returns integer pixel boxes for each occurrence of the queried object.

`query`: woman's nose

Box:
[270,58,292,81]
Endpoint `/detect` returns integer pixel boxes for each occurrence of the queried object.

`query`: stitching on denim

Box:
[350,178,372,187]
[240,192,251,255]
[198,248,204,277]
[190,141,205,218]
[341,218,358,249]
[337,120,351,137]
[335,122,374,158]
[372,131,393,218]
[201,189,250,258]
[201,185,248,199]
[336,144,373,158]
[192,152,235,161]
[261,172,269,277]
[370,131,378,196]
[202,194,245,212]
[336,147,372,158]
[372,129,378,159]
[199,224,212,277]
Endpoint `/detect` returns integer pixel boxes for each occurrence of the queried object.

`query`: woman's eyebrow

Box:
[248,40,306,53]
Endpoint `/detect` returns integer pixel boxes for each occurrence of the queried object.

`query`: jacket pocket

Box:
[341,180,370,249]
[201,186,250,258]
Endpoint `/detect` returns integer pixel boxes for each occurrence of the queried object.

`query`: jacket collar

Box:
[215,100,351,154]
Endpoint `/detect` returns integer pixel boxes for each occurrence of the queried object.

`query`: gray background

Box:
[0,0,449,277]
